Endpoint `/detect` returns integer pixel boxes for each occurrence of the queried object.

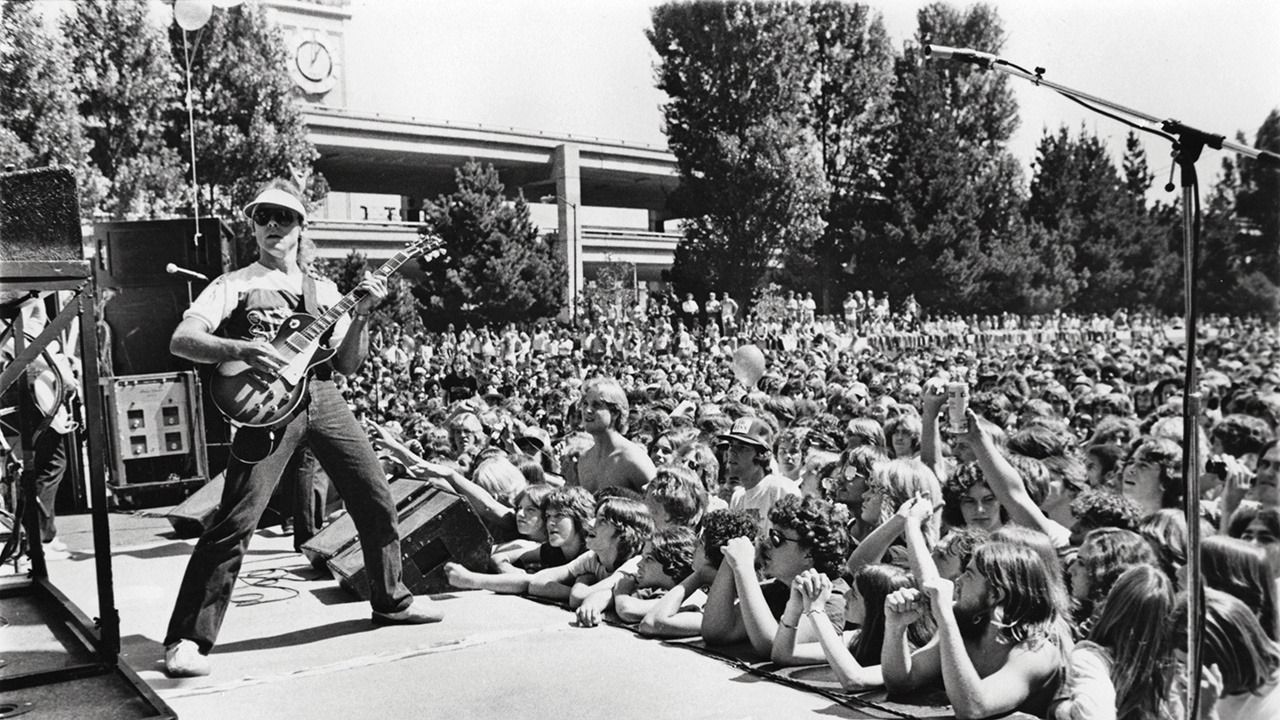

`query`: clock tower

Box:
[264,0,351,107]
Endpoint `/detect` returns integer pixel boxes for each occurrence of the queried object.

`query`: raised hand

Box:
[885,587,924,626]
[795,568,832,611]
[904,493,935,528]
[922,378,948,417]
[921,577,955,619]
[721,536,756,573]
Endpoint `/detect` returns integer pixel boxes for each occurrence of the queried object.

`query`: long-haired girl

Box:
[1051,564,1177,720]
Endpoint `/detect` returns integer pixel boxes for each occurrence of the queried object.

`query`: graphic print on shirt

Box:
[224,288,301,343]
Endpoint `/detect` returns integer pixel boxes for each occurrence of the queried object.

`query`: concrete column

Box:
[552,144,582,321]
[647,209,671,233]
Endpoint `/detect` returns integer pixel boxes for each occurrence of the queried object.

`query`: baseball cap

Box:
[243,187,308,222]
[716,417,774,450]
[515,426,552,455]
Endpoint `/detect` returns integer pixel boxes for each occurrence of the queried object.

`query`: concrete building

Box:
[266,0,682,313]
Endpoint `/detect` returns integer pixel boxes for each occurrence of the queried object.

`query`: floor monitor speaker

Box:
[302,480,491,599]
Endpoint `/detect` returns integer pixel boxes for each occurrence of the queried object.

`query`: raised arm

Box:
[924,577,1060,719]
[881,587,942,693]
[901,495,941,586]
[793,569,884,689]
[920,380,948,482]
[772,572,829,666]
[846,513,906,576]
[701,545,747,646]
[722,536,778,658]
[411,460,516,534]
[962,410,1057,538]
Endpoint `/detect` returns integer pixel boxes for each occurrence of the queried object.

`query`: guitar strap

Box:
[301,274,334,381]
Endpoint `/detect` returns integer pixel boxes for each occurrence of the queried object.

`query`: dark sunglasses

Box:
[768,528,802,549]
[252,207,301,226]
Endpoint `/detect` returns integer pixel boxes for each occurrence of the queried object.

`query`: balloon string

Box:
[183,30,202,248]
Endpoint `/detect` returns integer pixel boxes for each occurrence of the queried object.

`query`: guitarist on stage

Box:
[163,181,443,678]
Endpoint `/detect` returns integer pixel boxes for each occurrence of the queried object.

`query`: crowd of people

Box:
[334,294,1280,720]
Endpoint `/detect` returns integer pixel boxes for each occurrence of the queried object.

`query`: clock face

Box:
[290,33,339,95]
[296,39,332,82]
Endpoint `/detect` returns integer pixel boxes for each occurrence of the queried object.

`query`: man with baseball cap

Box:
[718,417,799,534]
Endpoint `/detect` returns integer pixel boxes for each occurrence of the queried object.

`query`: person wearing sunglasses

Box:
[162,181,443,678]
[702,494,850,660]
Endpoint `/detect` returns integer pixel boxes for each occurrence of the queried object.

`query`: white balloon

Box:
[173,0,213,31]
[211,0,244,7]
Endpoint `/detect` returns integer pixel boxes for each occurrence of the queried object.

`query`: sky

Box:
[342,0,1280,195]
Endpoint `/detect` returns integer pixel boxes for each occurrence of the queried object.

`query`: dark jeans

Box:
[33,428,68,543]
[165,379,411,652]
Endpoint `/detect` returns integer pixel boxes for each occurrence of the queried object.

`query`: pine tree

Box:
[414,161,566,329]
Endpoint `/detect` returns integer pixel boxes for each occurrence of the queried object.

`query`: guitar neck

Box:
[292,248,415,346]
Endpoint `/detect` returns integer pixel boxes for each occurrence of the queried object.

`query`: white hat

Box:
[243,187,308,221]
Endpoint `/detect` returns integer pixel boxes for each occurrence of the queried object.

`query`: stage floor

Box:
[8,509,945,720]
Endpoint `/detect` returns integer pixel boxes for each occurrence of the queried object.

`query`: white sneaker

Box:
[44,538,68,553]
[164,640,211,677]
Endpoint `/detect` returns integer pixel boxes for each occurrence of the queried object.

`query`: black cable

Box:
[232,567,301,607]
[995,59,1178,146]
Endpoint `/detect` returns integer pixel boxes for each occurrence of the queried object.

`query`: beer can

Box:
[946,382,969,434]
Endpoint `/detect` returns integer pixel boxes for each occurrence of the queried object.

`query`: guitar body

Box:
[209,313,337,427]
[208,234,442,428]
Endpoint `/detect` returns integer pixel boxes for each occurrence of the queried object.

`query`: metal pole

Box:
[921,45,1280,720]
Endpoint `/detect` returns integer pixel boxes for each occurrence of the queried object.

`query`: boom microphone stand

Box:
[924,43,1279,719]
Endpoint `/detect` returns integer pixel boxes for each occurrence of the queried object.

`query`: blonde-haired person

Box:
[845,458,943,575]
[567,377,655,495]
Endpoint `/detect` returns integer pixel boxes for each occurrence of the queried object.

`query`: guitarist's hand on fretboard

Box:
[353,271,388,314]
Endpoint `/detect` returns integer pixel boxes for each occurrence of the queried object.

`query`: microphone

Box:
[923,44,997,67]
[166,263,209,282]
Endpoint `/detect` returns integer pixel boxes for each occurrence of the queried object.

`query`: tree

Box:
[1197,113,1280,318]
[64,0,185,220]
[1121,130,1154,205]
[649,1,829,311]
[1027,124,1178,312]
[792,2,895,314]
[874,3,1028,312]
[1233,110,1280,311]
[413,161,565,330]
[165,3,323,217]
[0,0,103,214]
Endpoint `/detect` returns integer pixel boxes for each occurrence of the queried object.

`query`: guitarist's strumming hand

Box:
[240,338,287,376]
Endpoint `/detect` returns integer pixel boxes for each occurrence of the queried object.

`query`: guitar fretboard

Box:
[280,246,418,356]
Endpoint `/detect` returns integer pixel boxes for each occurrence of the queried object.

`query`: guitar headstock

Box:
[409,230,445,262]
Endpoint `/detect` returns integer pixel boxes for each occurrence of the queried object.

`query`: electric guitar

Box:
[209,234,442,427]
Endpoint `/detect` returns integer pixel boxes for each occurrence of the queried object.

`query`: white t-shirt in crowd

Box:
[729,473,800,534]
